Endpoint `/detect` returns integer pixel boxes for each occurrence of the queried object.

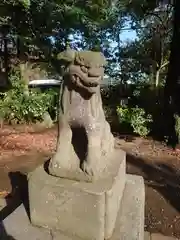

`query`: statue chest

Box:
[67,91,93,124]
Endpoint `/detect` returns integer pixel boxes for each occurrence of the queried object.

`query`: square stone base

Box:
[28,149,126,240]
[2,174,145,240]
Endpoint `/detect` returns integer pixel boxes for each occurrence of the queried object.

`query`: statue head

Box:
[58,48,107,95]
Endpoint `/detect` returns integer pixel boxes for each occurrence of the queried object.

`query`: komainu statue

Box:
[48,48,115,182]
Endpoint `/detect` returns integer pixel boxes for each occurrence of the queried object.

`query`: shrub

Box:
[116,105,152,137]
[0,70,58,124]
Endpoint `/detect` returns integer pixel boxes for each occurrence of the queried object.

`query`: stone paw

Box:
[81,161,95,176]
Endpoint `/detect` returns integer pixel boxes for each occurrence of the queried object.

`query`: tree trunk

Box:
[3,35,10,87]
[17,36,21,59]
[155,69,160,87]
[163,0,180,147]
[19,63,29,96]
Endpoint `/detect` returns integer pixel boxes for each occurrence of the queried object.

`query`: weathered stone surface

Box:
[105,152,126,239]
[48,49,115,182]
[28,149,126,240]
[144,231,151,240]
[1,205,51,240]
[2,173,145,240]
[1,204,82,240]
[52,230,83,240]
[110,174,145,240]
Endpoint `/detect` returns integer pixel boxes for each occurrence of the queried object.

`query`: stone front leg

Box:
[81,131,101,177]
[49,119,72,171]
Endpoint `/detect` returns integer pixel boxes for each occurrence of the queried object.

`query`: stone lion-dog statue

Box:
[48,48,115,182]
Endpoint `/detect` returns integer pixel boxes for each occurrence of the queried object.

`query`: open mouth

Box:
[74,74,101,88]
[69,65,101,90]
[72,75,98,94]
[80,77,100,88]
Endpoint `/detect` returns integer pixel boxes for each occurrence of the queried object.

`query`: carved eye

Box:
[81,66,88,73]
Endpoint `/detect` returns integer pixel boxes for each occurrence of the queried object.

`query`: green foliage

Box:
[0,71,57,124]
[116,105,152,137]
[174,114,180,143]
[0,0,175,142]
[0,0,119,63]
[104,2,172,87]
[18,0,31,8]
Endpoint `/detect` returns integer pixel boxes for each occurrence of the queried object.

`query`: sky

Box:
[107,19,138,49]
[120,29,137,42]
[109,28,137,50]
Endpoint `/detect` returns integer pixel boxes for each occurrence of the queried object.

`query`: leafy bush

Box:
[116,106,152,137]
[0,70,58,124]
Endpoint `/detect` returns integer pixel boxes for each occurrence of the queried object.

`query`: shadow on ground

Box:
[126,153,180,211]
[0,171,29,221]
[0,172,29,239]
[126,153,180,238]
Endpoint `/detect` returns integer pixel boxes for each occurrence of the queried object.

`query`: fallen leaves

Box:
[0,124,57,161]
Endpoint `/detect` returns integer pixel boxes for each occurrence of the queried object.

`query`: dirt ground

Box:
[0,124,180,238]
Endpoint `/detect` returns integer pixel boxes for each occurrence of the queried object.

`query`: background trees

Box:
[0,0,180,146]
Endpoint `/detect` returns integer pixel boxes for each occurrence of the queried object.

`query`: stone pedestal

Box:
[28,149,126,240]
[1,171,145,240]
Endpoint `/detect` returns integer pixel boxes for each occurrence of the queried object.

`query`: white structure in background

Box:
[28,75,114,88]
[28,79,61,87]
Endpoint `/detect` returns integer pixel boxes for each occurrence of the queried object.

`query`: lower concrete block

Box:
[111,174,145,240]
[28,149,126,240]
[0,205,51,240]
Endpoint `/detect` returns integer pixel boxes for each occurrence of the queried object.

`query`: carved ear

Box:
[57,49,76,63]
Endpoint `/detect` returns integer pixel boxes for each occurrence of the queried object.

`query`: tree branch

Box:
[160,61,169,69]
